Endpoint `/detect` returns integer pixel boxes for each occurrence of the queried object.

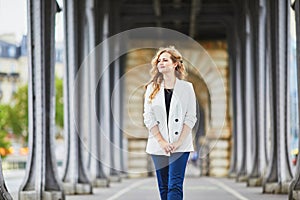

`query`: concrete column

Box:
[289,0,300,198]
[247,0,258,182]
[109,59,121,182]
[99,3,112,182]
[85,0,110,187]
[242,1,257,182]
[247,0,267,187]
[61,0,92,194]
[19,0,64,199]
[110,42,127,179]
[0,157,12,199]
[263,0,278,187]
[119,56,127,175]
[86,0,113,185]
[108,0,122,182]
[257,0,268,184]
[227,18,238,178]
[230,2,245,180]
[263,0,292,194]
[236,2,248,181]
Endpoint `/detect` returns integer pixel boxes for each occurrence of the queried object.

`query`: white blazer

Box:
[143,78,197,156]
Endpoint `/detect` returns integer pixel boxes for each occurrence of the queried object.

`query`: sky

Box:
[0,0,64,43]
[290,10,296,41]
[0,0,27,41]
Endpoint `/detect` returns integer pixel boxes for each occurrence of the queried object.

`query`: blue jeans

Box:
[151,152,190,200]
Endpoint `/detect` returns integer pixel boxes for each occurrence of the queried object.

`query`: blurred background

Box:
[0,0,298,199]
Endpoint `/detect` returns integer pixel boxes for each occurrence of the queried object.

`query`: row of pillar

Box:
[228,0,300,199]
[0,0,125,199]
[0,0,298,199]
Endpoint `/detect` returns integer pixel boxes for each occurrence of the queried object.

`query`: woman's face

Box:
[157,52,177,74]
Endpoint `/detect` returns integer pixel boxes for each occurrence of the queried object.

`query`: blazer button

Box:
[175,132,179,135]
[175,119,179,122]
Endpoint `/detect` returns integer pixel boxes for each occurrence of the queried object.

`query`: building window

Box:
[8,46,16,57]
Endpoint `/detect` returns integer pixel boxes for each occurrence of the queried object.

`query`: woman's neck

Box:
[163,74,176,89]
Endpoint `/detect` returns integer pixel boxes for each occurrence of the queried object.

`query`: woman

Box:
[143,46,197,200]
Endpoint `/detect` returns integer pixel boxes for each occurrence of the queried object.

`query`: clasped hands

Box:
[159,140,182,154]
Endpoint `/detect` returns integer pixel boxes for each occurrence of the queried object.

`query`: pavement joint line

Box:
[208,178,249,200]
[106,178,152,200]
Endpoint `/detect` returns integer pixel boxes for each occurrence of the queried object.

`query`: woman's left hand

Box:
[170,140,183,153]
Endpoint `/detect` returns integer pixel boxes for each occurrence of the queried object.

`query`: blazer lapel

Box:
[168,78,180,125]
[157,82,167,124]
[157,78,181,131]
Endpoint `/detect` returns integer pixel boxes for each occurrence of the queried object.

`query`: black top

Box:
[164,88,173,123]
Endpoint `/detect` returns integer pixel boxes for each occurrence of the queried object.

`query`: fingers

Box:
[162,142,182,154]
[170,142,179,153]
[163,144,174,154]
[170,146,176,153]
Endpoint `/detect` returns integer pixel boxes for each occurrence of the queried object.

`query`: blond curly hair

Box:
[145,46,186,102]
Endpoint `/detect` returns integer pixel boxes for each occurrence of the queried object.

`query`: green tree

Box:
[0,77,64,146]
[55,77,64,128]
[11,85,28,140]
[0,104,12,152]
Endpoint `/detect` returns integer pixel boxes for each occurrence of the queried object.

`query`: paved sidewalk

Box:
[66,177,286,200]
[4,169,287,200]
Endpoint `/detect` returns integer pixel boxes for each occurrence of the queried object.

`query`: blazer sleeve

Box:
[143,84,158,130]
[183,82,197,129]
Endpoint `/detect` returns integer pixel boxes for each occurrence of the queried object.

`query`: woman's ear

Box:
[173,61,178,68]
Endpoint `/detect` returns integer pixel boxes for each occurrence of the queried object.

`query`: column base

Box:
[63,182,92,195]
[120,172,128,179]
[109,175,121,182]
[281,181,291,194]
[0,190,12,200]
[263,182,281,194]
[19,191,64,200]
[291,190,300,200]
[92,178,110,187]
[76,183,93,194]
[263,181,290,194]
[228,172,237,179]
[247,177,262,187]
[237,175,248,182]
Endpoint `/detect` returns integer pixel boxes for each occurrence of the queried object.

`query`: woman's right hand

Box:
[158,140,173,154]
